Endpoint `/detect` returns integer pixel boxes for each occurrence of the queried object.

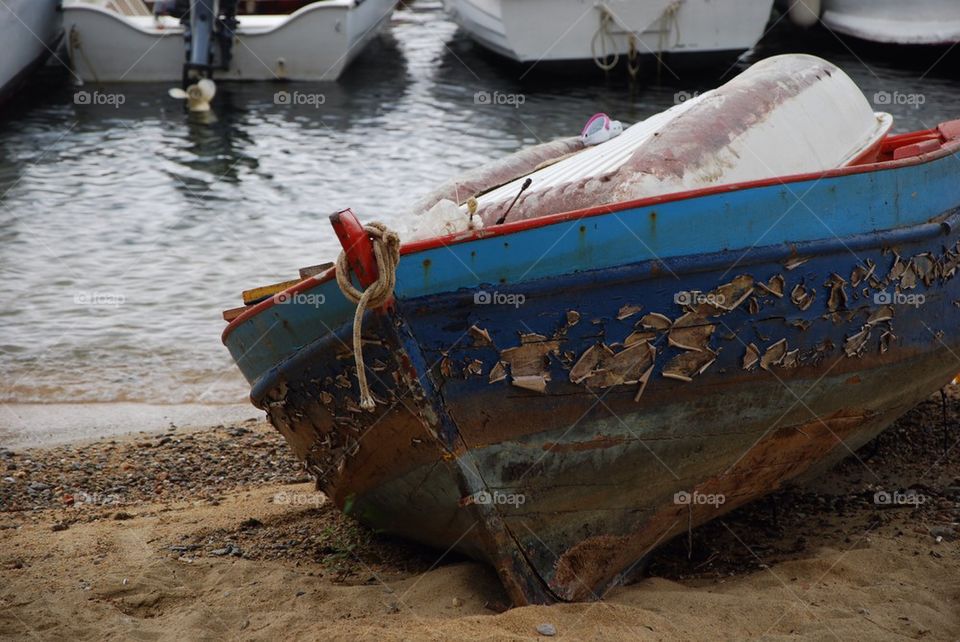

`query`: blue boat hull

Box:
[225,129,960,604]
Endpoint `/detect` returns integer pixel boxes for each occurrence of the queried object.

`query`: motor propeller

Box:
[168,78,217,112]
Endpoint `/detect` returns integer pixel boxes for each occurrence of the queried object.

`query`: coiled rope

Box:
[335,222,401,411]
[591,9,619,72]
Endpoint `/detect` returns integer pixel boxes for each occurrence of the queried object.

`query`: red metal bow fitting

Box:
[330,208,379,288]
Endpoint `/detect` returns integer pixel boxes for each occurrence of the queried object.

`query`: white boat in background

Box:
[0,0,63,106]
[63,0,397,82]
[787,0,960,46]
[442,0,775,68]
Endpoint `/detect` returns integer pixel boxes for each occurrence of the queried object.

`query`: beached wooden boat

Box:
[223,56,960,604]
[786,0,960,45]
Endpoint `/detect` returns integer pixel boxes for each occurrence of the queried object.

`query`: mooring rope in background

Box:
[592,1,684,77]
[591,9,620,72]
[335,222,401,411]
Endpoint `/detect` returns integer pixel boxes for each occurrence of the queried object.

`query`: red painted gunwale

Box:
[222,123,960,343]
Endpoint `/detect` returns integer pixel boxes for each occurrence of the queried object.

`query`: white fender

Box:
[789,0,821,28]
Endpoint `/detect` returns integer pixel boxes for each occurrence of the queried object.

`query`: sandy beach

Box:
[2,393,958,641]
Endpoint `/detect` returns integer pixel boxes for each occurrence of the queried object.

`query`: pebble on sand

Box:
[536,623,557,636]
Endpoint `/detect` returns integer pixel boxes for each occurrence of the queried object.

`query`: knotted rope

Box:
[335,223,401,411]
[592,1,684,77]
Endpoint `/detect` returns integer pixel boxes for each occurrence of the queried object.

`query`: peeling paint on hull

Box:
[245,210,960,604]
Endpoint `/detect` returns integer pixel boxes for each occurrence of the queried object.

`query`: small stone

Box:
[452,597,463,607]
[929,525,957,542]
[537,623,557,637]
[114,512,134,520]
[51,522,69,532]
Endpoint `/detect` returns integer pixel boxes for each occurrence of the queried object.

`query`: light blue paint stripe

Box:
[226,152,960,384]
[395,154,958,297]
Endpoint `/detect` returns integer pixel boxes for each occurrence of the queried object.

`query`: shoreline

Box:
[0,402,263,449]
[1,397,958,639]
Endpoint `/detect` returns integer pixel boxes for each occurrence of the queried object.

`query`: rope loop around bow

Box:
[335,222,401,411]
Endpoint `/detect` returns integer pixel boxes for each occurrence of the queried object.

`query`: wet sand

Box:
[0,403,261,449]
[1,395,958,640]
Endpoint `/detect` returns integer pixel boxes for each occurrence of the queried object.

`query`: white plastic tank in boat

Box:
[409,54,893,240]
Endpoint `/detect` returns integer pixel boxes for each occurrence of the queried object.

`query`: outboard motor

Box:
[180,0,238,88]
[166,0,237,112]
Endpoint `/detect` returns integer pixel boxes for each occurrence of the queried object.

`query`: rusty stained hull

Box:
[252,208,960,604]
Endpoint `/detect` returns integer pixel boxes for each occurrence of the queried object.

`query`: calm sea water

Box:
[1,2,959,416]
